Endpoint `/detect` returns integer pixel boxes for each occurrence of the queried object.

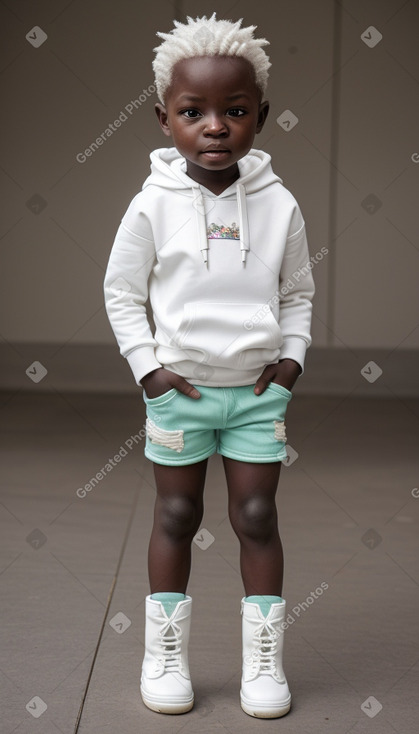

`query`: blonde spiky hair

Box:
[152,13,271,104]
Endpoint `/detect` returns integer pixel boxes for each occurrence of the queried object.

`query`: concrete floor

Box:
[1,389,419,733]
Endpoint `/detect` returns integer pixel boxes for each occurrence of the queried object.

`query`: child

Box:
[104,13,315,719]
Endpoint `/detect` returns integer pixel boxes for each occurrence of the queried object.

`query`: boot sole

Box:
[240,696,291,719]
[141,689,194,715]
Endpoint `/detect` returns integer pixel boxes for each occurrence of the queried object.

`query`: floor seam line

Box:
[72,483,142,732]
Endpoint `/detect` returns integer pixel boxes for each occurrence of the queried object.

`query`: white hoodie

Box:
[104,147,315,387]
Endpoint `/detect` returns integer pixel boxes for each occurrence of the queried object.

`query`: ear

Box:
[155,103,172,137]
[256,100,269,133]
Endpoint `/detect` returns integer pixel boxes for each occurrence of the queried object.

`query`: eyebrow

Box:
[177,92,252,102]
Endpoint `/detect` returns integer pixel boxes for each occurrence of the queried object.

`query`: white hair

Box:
[152,13,271,104]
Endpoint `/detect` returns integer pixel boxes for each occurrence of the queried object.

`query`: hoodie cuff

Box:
[279,337,309,375]
[126,347,162,385]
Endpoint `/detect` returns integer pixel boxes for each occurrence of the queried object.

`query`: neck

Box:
[185,161,240,195]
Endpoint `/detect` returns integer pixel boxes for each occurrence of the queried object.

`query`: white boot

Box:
[141,595,194,714]
[240,598,291,718]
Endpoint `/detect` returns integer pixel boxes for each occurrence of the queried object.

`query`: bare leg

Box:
[223,457,284,596]
[148,459,208,594]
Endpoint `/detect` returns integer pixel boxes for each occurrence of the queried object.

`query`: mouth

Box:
[200,148,231,160]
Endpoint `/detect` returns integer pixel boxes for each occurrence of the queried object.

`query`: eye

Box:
[180,109,201,118]
[227,108,247,117]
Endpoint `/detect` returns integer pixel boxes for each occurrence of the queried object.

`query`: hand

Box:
[140,367,201,399]
[254,359,301,395]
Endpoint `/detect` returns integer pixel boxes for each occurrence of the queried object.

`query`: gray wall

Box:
[1,0,418,392]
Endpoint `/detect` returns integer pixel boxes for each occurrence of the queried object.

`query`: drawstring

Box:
[193,182,249,267]
[193,189,209,266]
[237,183,249,265]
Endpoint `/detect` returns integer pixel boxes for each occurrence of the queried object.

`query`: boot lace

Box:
[248,620,280,676]
[158,620,182,672]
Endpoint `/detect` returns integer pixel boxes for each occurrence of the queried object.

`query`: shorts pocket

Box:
[266,382,293,400]
[143,387,178,406]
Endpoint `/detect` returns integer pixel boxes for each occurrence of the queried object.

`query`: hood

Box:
[142,147,283,267]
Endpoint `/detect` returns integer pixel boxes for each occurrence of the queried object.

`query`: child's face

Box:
[155,55,269,191]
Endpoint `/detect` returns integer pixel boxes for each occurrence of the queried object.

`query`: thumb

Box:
[173,376,201,399]
[254,365,276,395]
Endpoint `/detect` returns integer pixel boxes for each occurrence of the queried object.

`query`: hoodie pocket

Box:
[173,302,283,370]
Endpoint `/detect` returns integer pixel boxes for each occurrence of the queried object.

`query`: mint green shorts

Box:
[143,382,292,466]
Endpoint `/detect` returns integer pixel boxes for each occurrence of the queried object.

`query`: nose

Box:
[203,113,228,136]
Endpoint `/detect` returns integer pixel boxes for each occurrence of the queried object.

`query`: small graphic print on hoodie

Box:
[207,222,240,239]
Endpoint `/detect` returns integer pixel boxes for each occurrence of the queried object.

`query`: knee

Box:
[158,496,201,541]
[230,497,277,543]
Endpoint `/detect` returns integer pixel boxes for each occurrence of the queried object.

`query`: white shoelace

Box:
[249,621,279,675]
[158,621,182,672]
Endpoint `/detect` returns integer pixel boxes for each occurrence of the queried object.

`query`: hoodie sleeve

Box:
[103,195,162,385]
[277,208,315,374]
